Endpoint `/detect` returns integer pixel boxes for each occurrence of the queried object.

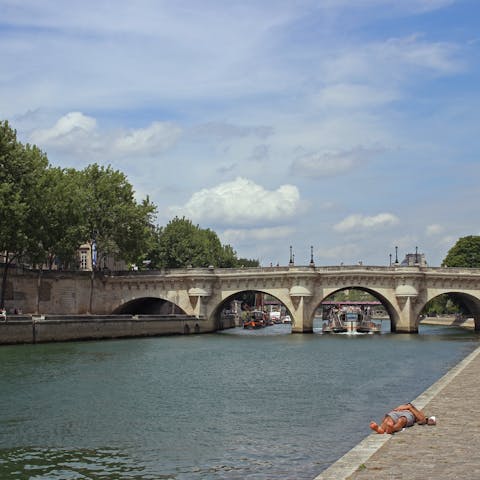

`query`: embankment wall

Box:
[0,314,224,345]
[420,315,474,329]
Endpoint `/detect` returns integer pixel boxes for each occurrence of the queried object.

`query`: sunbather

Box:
[370,403,436,434]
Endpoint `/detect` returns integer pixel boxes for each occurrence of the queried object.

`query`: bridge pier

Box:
[393,285,420,333]
[187,287,210,317]
[394,297,419,333]
[289,286,314,333]
[290,297,311,333]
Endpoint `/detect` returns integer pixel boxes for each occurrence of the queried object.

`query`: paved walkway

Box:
[314,344,480,480]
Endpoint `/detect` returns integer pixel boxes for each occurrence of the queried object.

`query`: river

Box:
[0,323,478,479]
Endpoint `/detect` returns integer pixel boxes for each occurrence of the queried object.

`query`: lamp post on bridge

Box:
[395,246,399,265]
[310,245,315,267]
[289,246,294,267]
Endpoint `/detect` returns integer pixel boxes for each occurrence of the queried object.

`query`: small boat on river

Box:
[322,306,381,334]
[243,310,265,329]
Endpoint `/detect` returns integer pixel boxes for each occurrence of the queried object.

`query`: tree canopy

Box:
[442,236,480,268]
[0,120,157,306]
[1,118,259,307]
[0,121,49,268]
[423,235,480,317]
[150,217,259,269]
[78,164,157,268]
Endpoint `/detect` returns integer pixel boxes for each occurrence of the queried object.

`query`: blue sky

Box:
[1,0,479,266]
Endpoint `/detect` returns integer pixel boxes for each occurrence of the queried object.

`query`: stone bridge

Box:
[9,265,480,333]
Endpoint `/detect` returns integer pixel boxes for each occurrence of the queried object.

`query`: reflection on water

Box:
[0,324,478,479]
[0,447,159,480]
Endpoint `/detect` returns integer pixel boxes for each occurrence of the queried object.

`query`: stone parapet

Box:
[0,315,211,345]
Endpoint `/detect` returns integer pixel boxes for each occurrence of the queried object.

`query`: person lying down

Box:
[370,402,436,434]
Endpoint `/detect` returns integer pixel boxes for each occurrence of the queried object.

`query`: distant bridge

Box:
[7,265,480,333]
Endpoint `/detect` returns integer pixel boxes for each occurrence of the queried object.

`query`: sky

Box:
[1,0,479,267]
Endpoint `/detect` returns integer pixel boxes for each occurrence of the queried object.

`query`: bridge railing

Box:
[5,264,480,278]
[103,265,480,275]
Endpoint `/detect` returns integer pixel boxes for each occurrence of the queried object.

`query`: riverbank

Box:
[314,342,480,479]
[0,314,217,344]
[421,315,474,329]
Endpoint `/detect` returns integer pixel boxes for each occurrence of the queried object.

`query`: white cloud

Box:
[292,152,357,177]
[30,112,96,145]
[314,83,399,110]
[426,224,444,236]
[292,147,381,178]
[113,122,181,156]
[391,35,462,74]
[1,1,475,269]
[322,34,464,88]
[191,122,273,140]
[169,177,300,227]
[334,213,399,232]
[29,112,181,159]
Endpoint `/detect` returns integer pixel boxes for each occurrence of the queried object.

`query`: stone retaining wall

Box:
[0,314,225,345]
[420,315,474,329]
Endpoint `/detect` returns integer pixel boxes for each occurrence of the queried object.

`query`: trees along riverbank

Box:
[147,216,259,269]
[423,236,480,317]
[0,119,258,311]
[0,120,155,309]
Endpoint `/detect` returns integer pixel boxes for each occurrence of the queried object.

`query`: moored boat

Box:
[243,310,265,329]
[322,306,381,334]
[322,309,347,333]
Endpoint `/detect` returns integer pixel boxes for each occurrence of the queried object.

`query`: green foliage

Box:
[79,164,157,267]
[0,119,157,278]
[422,295,461,316]
[33,167,87,268]
[442,236,480,268]
[0,121,51,306]
[0,121,50,265]
[153,217,222,268]
[236,257,260,267]
[151,217,258,269]
[424,236,480,316]
[329,289,376,302]
[230,290,257,308]
[1,116,257,289]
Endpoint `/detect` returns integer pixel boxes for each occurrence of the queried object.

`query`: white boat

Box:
[323,306,381,334]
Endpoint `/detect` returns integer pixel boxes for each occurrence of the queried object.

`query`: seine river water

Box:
[0,322,479,480]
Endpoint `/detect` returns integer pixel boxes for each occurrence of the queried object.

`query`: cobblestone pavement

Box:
[315,345,480,480]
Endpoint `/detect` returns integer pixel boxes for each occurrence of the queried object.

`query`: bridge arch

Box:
[211,289,294,330]
[417,291,480,331]
[112,296,187,315]
[310,286,401,332]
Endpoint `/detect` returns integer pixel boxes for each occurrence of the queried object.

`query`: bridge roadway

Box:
[314,343,480,479]
[8,264,480,333]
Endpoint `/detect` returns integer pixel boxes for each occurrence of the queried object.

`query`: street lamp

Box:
[395,246,399,264]
[310,245,315,267]
[289,246,294,266]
